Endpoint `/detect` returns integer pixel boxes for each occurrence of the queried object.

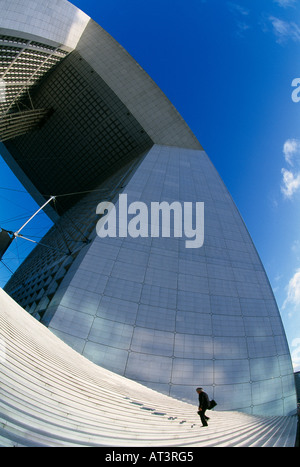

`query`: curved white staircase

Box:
[0,289,297,447]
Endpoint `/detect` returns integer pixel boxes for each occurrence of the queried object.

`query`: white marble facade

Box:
[48,145,296,416]
[0,0,297,417]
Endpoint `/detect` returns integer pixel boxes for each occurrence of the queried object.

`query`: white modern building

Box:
[0,0,297,419]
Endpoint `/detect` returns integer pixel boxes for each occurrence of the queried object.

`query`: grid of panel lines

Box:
[0,34,68,115]
[0,34,68,140]
[0,288,297,447]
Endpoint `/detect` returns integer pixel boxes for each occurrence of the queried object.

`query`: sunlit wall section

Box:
[47,145,296,417]
[0,0,90,51]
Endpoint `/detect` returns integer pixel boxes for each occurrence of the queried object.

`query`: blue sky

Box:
[1,0,300,370]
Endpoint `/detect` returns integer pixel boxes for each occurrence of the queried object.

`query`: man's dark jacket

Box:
[198,391,210,409]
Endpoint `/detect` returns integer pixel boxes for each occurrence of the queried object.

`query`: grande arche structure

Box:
[0,0,297,418]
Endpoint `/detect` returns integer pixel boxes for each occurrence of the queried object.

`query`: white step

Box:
[0,289,297,447]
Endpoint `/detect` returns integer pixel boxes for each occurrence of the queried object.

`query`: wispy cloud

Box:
[281,169,300,198]
[282,269,300,310]
[268,16,300,43]
[227,2,249,16]
[281,138,300,198]
[227,2,251,36]
[273,0,297,7]
[291,241,300,276]
[283,138,300,165]
[291,240,300,259]
[291,338,300,371]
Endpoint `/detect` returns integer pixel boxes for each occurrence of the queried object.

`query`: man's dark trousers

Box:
[198,391,209,426]
[199,409,208,426]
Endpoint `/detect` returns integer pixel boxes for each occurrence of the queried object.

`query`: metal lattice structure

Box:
[0,35,68,141]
